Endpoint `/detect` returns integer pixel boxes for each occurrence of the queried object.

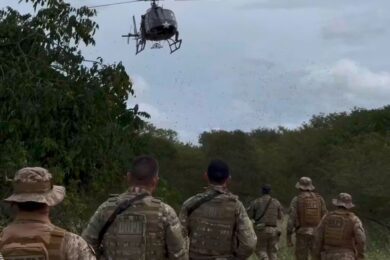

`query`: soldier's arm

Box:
[164,204,188,260]
[276,200,284,220]
[313,216,326,260]
[320,196,328,216]
[246,200,256,220]
[287,197,298,244]
[353,217,366,260]
[63,233,96,260]
[234,201,257,260]
[81,202,108,253]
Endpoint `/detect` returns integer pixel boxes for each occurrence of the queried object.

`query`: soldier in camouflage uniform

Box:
[287,177,327,260]
[82,155,187,260]
[247,184,284,260]
[179,159,257,260]
[313,193,366,260]
[0,167,95,260]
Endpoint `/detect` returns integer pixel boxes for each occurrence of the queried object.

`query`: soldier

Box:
[0,167,95,260]
[287,177,327,260]
[82,155,187,260]
[179,159,257,260]
[313,193,366,260]
[247,184,284,260]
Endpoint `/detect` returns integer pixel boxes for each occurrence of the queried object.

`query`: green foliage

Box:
[0,0,148,225]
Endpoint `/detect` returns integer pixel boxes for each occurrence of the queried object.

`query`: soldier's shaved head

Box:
[207,159,230,184]
[129,155,159,185]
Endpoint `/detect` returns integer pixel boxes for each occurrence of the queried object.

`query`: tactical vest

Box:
[102,196,166,260]
[0,222,65,260]
[297,193,322,228]
[260,198,279,227]
[323,211,355,250]
[188,194,237,256]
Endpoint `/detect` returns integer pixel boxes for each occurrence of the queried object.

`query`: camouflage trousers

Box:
[295,234,315,260]
[321,250,356,260]
[255,227,280,260]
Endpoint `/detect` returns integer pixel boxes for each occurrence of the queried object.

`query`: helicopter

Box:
[90,0,182,55]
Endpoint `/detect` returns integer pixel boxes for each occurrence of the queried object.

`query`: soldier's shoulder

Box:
[271,197,282,205]
[95,192,126,212]
[348,212,362,223]
[224,191,239,201]
[181,193,205,209]
[63,232,95,258]
[63,231,89,247]
[159,200,176,213]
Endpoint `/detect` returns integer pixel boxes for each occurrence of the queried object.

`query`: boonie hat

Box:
[332,193,355,209]
[4,167,65,206]
[295,176,315,191]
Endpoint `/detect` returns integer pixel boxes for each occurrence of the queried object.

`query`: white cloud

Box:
[300,59,390,108]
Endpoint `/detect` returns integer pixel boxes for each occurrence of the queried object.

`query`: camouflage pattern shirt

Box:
[82,187,187,260]
[179,185,257,260]
[287,191,327,237]
[247,194,284,227]
[0,213,96,260]
[62,232,97,260]
[313,209,366,259]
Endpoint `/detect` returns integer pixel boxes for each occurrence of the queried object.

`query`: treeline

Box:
[154,107,390,222]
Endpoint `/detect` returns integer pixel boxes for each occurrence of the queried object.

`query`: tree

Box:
[0,0,147,230]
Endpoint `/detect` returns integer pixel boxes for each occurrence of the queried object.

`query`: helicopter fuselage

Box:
[142,6,178,41]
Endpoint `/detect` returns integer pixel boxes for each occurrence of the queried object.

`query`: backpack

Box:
[0,224,65,260]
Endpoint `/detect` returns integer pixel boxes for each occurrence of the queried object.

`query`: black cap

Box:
[262,184,272,194]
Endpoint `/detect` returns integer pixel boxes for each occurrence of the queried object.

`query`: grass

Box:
[248,217,390,260]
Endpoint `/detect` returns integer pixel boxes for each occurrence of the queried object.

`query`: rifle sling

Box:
[255,197,273,223]
[98,192,149,246]
[187,190,222,216]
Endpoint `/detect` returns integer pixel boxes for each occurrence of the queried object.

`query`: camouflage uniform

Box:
[82,186,187,260]
[314,193,366,260]
[179,185,257,260]
[247,194,283,260]
[0,213,95,260]
[287,177,327,260]
[0,167,95,260]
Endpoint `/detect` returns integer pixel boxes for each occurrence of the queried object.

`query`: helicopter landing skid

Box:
[135,38,146,55]
[167,38,182,54]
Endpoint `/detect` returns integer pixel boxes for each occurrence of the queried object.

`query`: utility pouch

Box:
[255,223,266,231]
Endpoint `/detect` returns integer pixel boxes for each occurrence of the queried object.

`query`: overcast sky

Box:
[4,0,390,143]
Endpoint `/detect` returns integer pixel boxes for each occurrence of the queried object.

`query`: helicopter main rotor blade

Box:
[88,0,152,9]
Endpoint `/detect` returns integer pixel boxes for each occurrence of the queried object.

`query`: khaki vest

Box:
[102,196,166,260]
[0,222,65,260]
[297,193,322,228]
[188,195,237,257]
[323,211,355,250]
[259,197,279,227]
